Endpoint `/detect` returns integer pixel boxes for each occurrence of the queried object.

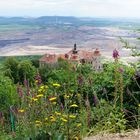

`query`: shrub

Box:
[0,74,17,112]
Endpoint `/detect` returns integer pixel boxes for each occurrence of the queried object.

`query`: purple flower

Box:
[113,49,119,59]
[24,79,28,87]
[118,68,124,73]
[93,95,98,106]
[35,73,42,86]
[17,84,23,98]
[24,79,30,96]
[77,75,84,85]
[60,103,64,111]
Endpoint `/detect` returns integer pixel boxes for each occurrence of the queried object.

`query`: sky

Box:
[0,0,140,18]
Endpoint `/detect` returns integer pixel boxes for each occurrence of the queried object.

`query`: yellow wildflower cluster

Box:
[35,120,42,127]
[38,85,48,93]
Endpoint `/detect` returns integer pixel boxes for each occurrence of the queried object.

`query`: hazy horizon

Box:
[0,0,140,18]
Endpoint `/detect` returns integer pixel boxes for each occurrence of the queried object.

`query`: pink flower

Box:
[113,49,119,59]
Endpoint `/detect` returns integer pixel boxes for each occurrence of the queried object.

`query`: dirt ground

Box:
[84,130,140,140]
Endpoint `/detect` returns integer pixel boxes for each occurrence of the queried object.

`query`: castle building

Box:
[39,44,103,71]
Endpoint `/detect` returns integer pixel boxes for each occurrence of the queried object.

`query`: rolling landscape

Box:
[0,16,140,62]
[1,0,140,140]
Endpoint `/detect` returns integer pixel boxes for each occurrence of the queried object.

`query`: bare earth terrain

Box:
[84,130,140,140]
[0,17,140,63]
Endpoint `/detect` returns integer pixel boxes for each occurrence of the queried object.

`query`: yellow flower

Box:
[40,86,44,89]
[32,98,38,101]
[45,118,48,121]
[38,89,42,92]
[36,94,44,98]
[77,123,82,127]
[35,80,38,83]
[45,85,49,89]
[49,97,57,101]
[18,109,25,113]
[35,124,41,127]
[61,118,68,123]
[77,93,81,98]
[35,120,41,123]
[64,95,70,99]
[50,116,56,122]
[53,83,61,87]
[74,137,79,140]
[69,115,76,119]
[52,102,57,105]
[55,111,61,116]
[62,114,67,118]
[70,104,78,108]
[138,104,140,107]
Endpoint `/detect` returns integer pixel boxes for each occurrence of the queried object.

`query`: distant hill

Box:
[0,16,140,28]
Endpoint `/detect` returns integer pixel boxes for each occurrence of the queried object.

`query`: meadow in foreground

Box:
[0,49,140,140]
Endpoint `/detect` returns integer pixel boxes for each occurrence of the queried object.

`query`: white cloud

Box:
[0,0,140,18]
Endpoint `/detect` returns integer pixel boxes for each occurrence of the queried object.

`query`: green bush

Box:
[0,74,17,112]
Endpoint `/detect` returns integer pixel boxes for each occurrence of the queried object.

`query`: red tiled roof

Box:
[39,49,101,63]
[39,54,57,63]
[57,54,67,60]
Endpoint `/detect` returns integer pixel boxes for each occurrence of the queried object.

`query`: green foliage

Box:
[0,74,17,112]
[1,54,140,139]
[4,57,19,83]
[89,100,127,135]
[3,57,36,84]
[18,60,36,84]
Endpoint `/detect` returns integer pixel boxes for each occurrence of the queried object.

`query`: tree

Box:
[0,74,18,112]
[4,57,19,83]
[18,60,36,84]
